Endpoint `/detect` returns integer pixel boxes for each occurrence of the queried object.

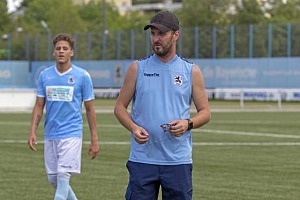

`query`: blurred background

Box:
[1,2,300,199]
[1,0,300,60]
[1,0,300,111]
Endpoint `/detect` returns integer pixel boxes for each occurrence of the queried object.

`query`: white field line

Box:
[195,129,300,139]
[192,142,300,146]
[0,119,298,126]
[1,129,300,146]
[1,140,300,146]
[212,120,299,125]
[1,121,299,139]
[101,124,300,139]
[1,122,300,145]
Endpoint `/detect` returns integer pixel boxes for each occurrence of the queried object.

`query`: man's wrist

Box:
[186,118,193,130]
[91,136,98,143]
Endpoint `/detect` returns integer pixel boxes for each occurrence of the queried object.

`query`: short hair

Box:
[52,33,75,49]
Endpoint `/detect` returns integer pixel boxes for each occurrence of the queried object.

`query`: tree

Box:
[78,0,124,32]
[268,0,300,23]
[178,0,236,27]
[231,0,266,24]
[47,0,87,34]
[77,1,150,32]
[0,0,11,31]
[120,10,151,31]
[20,0,86,35]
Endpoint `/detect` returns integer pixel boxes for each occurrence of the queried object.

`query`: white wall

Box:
[0,89,36,112]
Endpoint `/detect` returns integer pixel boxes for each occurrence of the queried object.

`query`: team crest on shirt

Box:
[174,75,183,86]
[68,77,75,84]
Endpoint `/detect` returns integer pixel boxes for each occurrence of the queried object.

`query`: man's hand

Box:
[88,140,99,160]
[28,133,38,151]
[132,126,149,144]
[169,119,189,137]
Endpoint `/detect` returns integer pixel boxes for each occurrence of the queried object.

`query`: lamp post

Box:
[2,34,10,60]
[102,0,107,60]
[40,20,50,33]
[40,20,51,61]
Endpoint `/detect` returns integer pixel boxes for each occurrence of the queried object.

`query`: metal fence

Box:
[1,23,300,61]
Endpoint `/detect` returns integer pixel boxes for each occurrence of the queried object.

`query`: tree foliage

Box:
[178,0,236,26]
[20,0,86,35]
[2,0,300,60]
[0,0,11,32]
[268,0,300,23]
[2,0,300,36]
[231,0,266,24]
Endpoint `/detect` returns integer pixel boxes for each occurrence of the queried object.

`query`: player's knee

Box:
[57,172,71,180]
[47,174,57,189]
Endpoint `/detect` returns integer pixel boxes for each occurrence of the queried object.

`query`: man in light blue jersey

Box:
[28,33,99,200]
[114,11,211,200]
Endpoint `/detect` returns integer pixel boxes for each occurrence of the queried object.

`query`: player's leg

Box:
[160,164,193,200]
[125,161,160,200]
[47,174,57,188]
[55,172,72,200]
[45,139,58,189]
[45,138,81,200]
[47,173,77,200]
[56,137,82,200]
[66,185,77,200]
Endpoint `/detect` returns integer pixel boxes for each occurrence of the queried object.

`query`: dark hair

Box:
[52,33,75,49]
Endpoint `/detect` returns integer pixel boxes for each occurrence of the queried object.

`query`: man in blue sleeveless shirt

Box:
[114,11,211,200]
[28,33,99,200]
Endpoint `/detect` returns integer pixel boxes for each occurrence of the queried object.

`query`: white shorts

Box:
[44,138,82,174]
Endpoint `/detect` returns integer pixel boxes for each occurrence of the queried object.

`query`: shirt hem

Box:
[128,158,192,165]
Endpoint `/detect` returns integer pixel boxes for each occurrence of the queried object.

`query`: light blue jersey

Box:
[130,54,194,165]
[37,64,94,140]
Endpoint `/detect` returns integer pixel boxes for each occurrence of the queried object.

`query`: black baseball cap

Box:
[144,11,179,33]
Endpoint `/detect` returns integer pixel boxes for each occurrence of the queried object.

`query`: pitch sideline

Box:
[0,140,299,146]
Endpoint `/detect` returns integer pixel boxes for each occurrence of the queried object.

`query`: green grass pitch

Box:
[0,99,299,200]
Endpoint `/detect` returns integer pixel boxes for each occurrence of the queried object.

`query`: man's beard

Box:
[152,41,172,57]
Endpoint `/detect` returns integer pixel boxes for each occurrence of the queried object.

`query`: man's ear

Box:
[173,30,179,41]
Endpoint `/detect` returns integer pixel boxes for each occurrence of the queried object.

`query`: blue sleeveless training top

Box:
[129,54,194,165]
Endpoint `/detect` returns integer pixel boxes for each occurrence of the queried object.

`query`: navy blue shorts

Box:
[125,161,193,200]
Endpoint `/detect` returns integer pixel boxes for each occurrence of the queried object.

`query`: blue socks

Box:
[67,186,77,200]
[48,173,78,200]
[55,176,69,200]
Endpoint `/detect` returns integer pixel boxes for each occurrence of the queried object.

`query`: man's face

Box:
[150,27,176,57]
[53,41,74,64]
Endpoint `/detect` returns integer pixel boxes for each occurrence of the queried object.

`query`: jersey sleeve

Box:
[36,71,45,97]
[82,71,95,101]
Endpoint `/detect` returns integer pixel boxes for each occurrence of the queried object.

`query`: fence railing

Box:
[1,23,300,61]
